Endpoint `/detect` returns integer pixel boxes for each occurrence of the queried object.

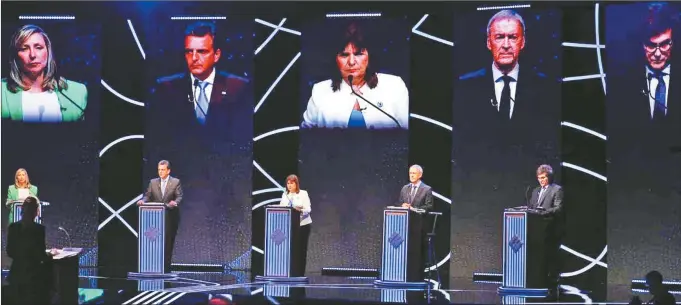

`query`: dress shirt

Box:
[190,68,216,112]
[22,91,62,123]
[301,73,409,129]
[492,62,520,119]
[645,65,670,118]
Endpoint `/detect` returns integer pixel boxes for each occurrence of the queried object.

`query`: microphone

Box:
[58,226,73,249]
[38,105,45,122]
[347,75,402,129]
[192,79,208,117]
[525,185,532,207]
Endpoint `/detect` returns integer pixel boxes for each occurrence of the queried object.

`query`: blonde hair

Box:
[7,24,67,93]
[14,168,31,189]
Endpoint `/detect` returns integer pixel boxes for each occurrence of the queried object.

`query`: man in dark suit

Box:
[147,21,253,145]
[528,164,564,298]
[455,9,558,142]
[137,160,184,273]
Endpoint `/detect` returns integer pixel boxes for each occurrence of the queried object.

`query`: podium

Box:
[255,206,308,282]
[11,200,49,223]
[499,207,550,295]
[128,202,175,278]
[374,207,428,288]
[50,248,82,305]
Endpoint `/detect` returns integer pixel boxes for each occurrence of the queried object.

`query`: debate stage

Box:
[4,267,676,305]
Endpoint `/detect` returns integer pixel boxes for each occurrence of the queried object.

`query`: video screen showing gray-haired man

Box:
[450,8,562,280]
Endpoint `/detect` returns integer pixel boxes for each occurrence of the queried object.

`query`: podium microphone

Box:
[58,226,73,249]
[347,75,402,129]
[525,185,532,207]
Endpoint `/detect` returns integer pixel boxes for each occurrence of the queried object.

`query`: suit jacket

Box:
[398,182,434,212]
[301,73,410,129]
[529,183,564,216]
[278,190,312,226]
[1,78,88,122]
[6,221,51,286]
[5,185,39,224]
[455,66,559,145]
[142,176,183,210]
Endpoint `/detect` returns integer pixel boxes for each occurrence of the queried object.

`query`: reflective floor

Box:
[3,268,678,304]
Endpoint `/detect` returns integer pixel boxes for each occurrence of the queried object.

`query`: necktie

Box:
[499,75,512,120]
[161,179,167,197]
[652,72,667,120]
[348,100,366,128]
[409,185,417,204]
[537,187,546,207]
[196,80,209,124]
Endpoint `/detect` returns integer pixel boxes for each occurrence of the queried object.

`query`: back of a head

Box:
[646,270,664,286]
[21,196,39,222]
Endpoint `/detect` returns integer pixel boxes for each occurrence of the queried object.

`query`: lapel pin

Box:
[377,101,383,108]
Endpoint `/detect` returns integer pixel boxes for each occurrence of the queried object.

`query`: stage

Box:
[3,268,676,305]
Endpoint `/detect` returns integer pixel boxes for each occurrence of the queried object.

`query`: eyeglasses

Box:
[644,39,673,52]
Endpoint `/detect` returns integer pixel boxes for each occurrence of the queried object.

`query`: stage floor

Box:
[46,268,674,305]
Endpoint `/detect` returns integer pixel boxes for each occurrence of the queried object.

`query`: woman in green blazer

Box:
[1,24,87,123]
[6,168,38,224]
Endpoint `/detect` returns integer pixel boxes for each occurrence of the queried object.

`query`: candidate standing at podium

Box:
[278,175,311,276]
[528,164,564,296]
[399,165,434,212]
[137,160,184,273]
[6,168,39,224]
[6,196,57,305]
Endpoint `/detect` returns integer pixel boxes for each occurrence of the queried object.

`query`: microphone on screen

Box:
[347,75,402,129]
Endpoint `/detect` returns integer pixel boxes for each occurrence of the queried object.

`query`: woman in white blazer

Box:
[301,21,409,130]
[279,174,311,276]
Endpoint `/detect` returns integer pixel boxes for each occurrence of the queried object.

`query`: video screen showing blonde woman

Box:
[2,24,97,123]
[1,21,100,269]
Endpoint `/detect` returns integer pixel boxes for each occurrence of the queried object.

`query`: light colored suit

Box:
[301,73,409,129]
[279,190,312,226]
[1,78,88,122]
[5,185,38,224]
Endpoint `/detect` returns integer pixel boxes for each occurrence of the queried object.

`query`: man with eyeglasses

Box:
[641,3,676,123]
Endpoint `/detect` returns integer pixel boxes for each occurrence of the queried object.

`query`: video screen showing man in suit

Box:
[1,21,101,270]
[606,2,681,286]
[298,16,411,273]
[144,18,253,267]
[451,8,562,277]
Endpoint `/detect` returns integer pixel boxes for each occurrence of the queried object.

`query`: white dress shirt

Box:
[301,73,409,129]
[190,68,216,113]
[645,65,670,118]
[17,188,30,200]
[492,62,520,119]
[21,91,62,123]
[279,190,312,226]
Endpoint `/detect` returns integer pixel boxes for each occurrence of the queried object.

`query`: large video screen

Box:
[1,20,101,267]
[606,2,681,285]
[298,16,411,271]
[144,17,254,265]
[450,7,562,276]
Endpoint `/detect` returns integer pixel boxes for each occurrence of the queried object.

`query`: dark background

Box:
[1,20,101,269]
[2,2,678,299]
[142,17,254,265]
[450,6,563,277]
[605,2,681,287]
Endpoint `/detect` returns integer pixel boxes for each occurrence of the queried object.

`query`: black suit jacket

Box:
[398,182,434,212]
[529,183,564,215]
[143,176,183,206]
[7,221,51,286]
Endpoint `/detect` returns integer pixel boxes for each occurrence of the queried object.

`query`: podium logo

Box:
[509,235,523,253]
[144,226,160,242]
[388,232,404,249]
[271,229,286,246]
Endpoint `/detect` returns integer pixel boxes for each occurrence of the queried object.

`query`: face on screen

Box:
[18,33,48,77]
[336,43,369,84]
[644,28,673,71]
[487,18,525,72]
[158,164,171,180]
[409,168,422,184]
[537,173,549,187]
[184,34,221,81]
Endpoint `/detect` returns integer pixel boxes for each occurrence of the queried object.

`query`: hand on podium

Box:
[168,200,178,208]
[48,248,59,256]
[401,203,411,208]
[137,200,144,206]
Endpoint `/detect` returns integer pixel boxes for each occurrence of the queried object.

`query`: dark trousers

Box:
[297,224,311,276]
[165,210,180,273]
